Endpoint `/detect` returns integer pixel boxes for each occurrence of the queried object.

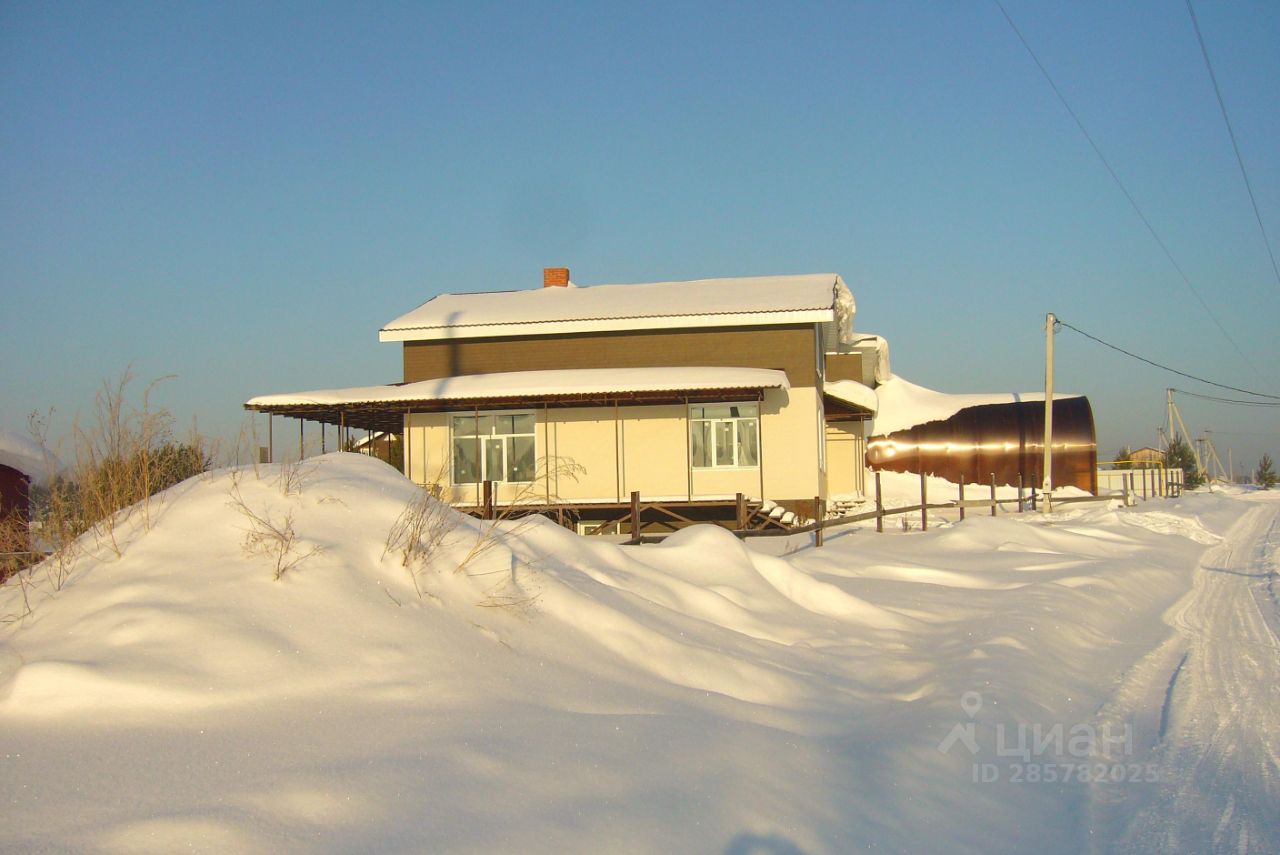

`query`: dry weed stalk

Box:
[276,456,316,496]
[0,514,36,622]
[382,456,582,608]
[452,456,585,578]
[382,484,455,598]
[227,476,322,580]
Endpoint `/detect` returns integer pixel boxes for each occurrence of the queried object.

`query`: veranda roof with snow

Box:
[245,367,791,432]
[380,274,855,342]
[824,380,878,415]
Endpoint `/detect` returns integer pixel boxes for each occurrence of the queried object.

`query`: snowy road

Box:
[1092,499,1280,853]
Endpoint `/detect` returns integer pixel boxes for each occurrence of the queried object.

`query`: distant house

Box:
[1129,447,1165,468]
[247,267,1097,531]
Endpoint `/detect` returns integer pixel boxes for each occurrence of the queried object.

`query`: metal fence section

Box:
[1096,466,1184,501]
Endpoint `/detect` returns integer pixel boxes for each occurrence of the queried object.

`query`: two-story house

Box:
[247,269,883,530]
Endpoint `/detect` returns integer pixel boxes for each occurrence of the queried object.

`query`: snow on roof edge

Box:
[378,310,835,343]
[383,305,831,333]
[872,375,1083,436]
[848,333,891,384]
[379,273,848,340]
[247,367,791,409]
[824,380,878,414]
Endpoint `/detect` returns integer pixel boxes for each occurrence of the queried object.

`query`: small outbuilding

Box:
[0,430,49,555]
[1129,447,1165,468]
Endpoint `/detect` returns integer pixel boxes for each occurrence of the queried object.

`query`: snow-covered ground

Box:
[1,454,1275,853]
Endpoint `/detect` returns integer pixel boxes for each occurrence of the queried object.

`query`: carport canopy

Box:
[245,366,791,434]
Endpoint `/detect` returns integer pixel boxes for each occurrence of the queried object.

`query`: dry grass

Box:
[0,514,36,621]
[382,481,455,599]
[2,370,214,621]
[224,452,326,581]
[227,478,323,581]
[383,456,584,610]
[453,456,585,576]
[31,372,213,562]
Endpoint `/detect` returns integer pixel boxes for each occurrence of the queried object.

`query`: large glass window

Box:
[690,404,759,469]
[451,412,536,483]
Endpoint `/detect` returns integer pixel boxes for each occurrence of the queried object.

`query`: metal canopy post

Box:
[684,397,692,501]
[405,409,413,482]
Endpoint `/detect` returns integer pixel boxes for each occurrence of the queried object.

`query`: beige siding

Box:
[619,405,690,499]
[825,420,868,496]
[544,408,622,502]
[760,386,823,501]
[404,412,451,490]
[401,387,826,505]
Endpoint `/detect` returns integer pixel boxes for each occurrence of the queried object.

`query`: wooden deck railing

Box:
[623,471,1130,547]
[459,467,1168,548]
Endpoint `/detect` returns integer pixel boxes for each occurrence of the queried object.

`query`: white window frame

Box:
[449,409,537,484]
[689,402,760,470]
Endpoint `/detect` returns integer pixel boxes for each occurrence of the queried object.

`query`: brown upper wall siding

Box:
[825,353,863,384]
[403,325,819,388]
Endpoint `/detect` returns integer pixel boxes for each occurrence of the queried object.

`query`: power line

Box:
[992,0,1257,375]
[1203,430,1280,438]
[1054,317,1280,399]
[1172,388,1280,407]
[1185,0,1280,294]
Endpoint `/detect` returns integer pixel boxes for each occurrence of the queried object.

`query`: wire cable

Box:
[1053,317,1280,399]
[1185,0,1280,294]
[1172,388,1280,407]
[1203,430,1280,438]
[992,0,1257,375]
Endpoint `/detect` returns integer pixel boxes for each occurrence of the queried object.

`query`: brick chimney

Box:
[543,267,570,288]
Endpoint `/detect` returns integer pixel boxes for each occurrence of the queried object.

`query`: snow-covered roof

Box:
[0,429,51,485]
[848,333,891,384]
[247,367,790,409]
[824,380,878,414]
[380,274,855,342]
[872,376,1077,436]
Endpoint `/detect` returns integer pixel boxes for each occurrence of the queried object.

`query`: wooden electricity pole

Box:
[1167,391,1203,474]
[1043,312,1055,512]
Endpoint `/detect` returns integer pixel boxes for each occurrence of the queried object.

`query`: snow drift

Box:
[0,453,1263,853]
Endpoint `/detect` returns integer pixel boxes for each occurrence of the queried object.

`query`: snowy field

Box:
[1,453,1276,854]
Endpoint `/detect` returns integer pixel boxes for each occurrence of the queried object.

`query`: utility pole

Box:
[1166,390,1203,473]
[1043,312,1055,512]
[1167,388,1176,446]
[1203,431,1227,484]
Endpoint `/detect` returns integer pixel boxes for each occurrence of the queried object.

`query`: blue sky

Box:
[3,1,1278,474]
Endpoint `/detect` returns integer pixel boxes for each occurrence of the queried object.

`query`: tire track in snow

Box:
[1156,652,1187,742]
[1090,503,1280,854]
